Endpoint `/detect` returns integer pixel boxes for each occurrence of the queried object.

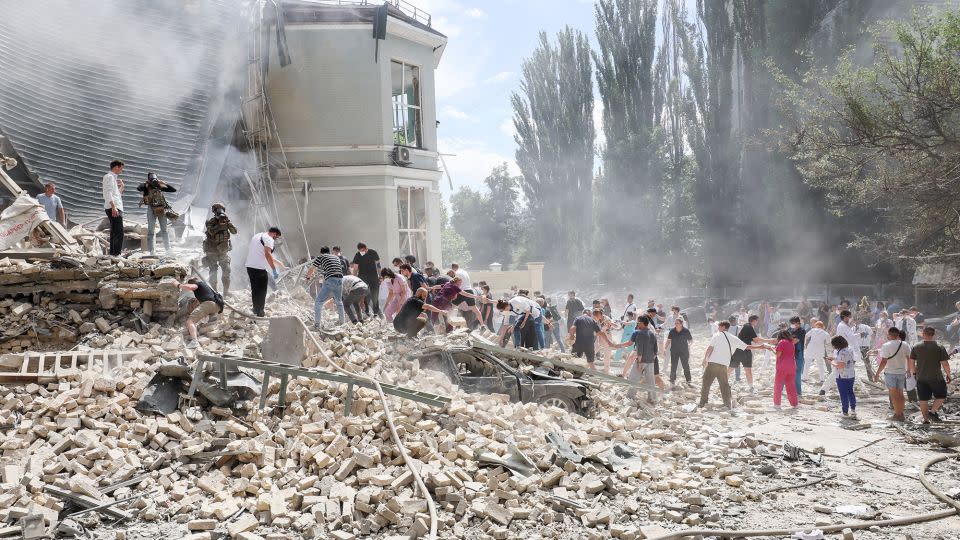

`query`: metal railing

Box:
[298,0,432,26]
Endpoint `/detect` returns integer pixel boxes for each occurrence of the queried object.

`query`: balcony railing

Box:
[297,0,432,27]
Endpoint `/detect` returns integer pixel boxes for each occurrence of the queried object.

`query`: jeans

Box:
[837,377,856,413]
[246,267,268,317]
[105,209,124,256]
[146,210,169,253]
[544,322,566,352]
[699,363,732,408]
[315,277,344,326]
[534,316,544,350]
[794,353,805,395]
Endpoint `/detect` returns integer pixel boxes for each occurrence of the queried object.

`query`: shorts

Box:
[916,378,948,401]
[573,346,596,365]
[455,290,476,307]
[189,300,220,323]
[730,351,752,369]
[883,373,906,390]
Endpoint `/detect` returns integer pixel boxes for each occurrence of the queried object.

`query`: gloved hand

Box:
[272,269,280,280]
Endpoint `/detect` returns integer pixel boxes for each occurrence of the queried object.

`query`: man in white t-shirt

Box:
[698,321,771,410]
[245,227,282,317]
[873,326,912,422]
[835,310,862,363]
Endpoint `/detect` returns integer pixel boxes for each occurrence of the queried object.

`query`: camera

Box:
[147,172,162,189]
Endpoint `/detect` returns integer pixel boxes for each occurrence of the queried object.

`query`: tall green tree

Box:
[774,7,960,276]
[512,27,595,268]
[449,164,523,268]
[593,0,664,274]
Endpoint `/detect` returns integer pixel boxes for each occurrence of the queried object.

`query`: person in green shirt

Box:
[909,327,954,424]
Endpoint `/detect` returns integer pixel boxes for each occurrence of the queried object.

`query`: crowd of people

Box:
[94,161,959,424]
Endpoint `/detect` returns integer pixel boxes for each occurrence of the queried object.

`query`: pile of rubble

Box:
[0,286,958,539]
[0,256,187,354]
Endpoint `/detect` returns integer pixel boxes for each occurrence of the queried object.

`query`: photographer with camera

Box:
[203,203,238,295]
[136,172,177,254]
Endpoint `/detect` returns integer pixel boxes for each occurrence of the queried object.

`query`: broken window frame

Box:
[391,60,422,148]
[396,183,427,262]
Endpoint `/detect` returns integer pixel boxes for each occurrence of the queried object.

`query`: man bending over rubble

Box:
[172,277,224,349]
[393,287,445,338]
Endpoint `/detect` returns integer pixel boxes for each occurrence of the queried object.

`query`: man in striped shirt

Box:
[304,246,345,329]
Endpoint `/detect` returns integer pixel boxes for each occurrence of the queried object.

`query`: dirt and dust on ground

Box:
[1,250,959,540]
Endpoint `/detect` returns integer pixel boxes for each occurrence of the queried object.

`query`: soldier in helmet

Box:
[203,203,237,295]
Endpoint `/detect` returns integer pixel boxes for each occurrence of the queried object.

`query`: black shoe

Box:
[818,390,826,396]
[929,411,942,423]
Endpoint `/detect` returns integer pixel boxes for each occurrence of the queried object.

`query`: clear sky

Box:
[415,0,599,198]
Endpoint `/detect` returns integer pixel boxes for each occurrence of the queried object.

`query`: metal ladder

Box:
[188,354,451,414]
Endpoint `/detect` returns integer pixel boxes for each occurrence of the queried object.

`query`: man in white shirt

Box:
[497,294,542,350]
[835,310,862,364]
[102,160,125,256]
[245,227,282,317]
[698,321,770,410]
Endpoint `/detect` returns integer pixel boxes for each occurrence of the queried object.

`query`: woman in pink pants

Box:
[774,329,800,409]
[380,268,409,322]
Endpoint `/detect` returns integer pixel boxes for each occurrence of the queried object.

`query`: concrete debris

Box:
[0,260,956,539]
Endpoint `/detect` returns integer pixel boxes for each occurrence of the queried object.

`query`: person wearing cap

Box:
[136,171,177,254]
[203,203,237,295]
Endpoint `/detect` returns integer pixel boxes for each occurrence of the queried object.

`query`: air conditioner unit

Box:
[394,146,412,166]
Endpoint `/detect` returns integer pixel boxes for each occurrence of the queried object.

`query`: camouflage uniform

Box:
[203,214,237,294]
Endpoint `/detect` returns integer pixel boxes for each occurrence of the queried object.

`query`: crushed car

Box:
[408,345,596,416]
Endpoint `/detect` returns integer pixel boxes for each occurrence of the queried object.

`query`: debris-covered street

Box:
[1,250,959,539]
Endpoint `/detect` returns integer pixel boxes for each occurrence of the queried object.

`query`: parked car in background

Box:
[408,345,596,416]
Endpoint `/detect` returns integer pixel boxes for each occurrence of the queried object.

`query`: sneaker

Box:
[850,411,858,420]
[929,411,942,423]
[185,339,199,349]
[922,419,931,425]
[748,385,756,394]
[773,405,782,411]
[818,390,826,396]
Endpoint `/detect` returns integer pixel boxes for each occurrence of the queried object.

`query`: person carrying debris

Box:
[172,277,224,349]
[305,246,346,328]
[612,314,659,404]
[202,203,237,295]
[568,308,617,370]
[497,292,543,350]
[341,274,368,324]
[136,172,177,254]
[351,242,382,318]
[393,287,445,338]
[102,160,125,256]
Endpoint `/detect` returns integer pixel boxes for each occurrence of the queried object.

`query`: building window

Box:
[398,185,427,261]
[391,60,422,148]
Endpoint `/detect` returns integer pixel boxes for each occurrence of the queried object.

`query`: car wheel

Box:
[538,395,576,412]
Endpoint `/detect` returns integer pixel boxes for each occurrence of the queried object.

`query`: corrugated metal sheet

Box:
[0,0,237,224]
